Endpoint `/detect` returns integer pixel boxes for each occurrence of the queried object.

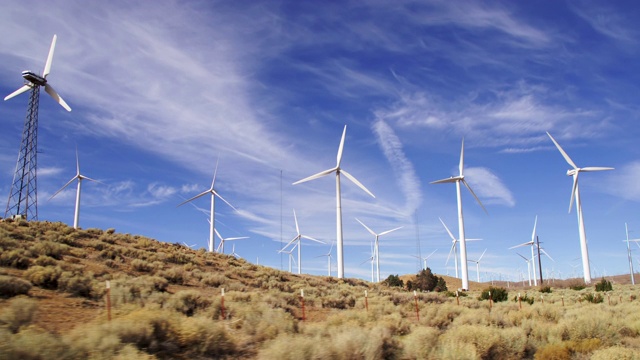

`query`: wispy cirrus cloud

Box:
[465,167,515,207]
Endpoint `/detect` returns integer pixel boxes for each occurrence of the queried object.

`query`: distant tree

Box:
[412,268,447,292]
[479,286,509,302]
[383,274,404,287]
[434,277,448,292]
[595,278,613,292]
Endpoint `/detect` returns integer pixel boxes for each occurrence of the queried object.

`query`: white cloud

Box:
[465,167,515,207]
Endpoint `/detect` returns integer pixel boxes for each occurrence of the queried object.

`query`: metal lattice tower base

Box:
[5,86,39,221]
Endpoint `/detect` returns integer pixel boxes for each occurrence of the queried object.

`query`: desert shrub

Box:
[178,316,237,357]
[105,309,181,356]
[595,278,612,292]
[0,249,32,269]
[158,267,187,285]
[110,276,169,306]
[535,343,570,360]
[106,228,116,234]
[539,286,552,293]
[33,255,58,267]
[514,293,535,305]
[167,290,211,316]
[24,265,62,289]
[403,326,440,358]
[131,259,154,272]
[200,273,226,287]
[479,287,508,302]
[410,268,447,292]
[383,274,403,287]
[583,293,603,304]
[58,271,99,298]
[30,240,69,260]
[0,276,32,297]
[0,297,38,333]
[569,283,586,291]
[322,294,356,309]
[590,346,639,360]
[0,327,68,358]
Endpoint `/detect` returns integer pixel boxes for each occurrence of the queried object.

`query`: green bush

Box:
[409,268,447,292]
[0,297,38,333]
[0,276,32,298]
[595,278,612,292]
[583,293,604,304]
[513,293,534,305]
[24,265,62,289]
[569,282,586,291]
[383,274,403,287]
[479,287,508,302]
[167,290,211,316]
[539,286,552,293]
[58,271,98,298]
[0,249,32,269]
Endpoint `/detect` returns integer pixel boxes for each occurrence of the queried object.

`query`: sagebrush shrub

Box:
[24,265,62,289]
[479,287,508,302]
[0,275,32,297]
[595,278,613,292]
[0,297,38,333]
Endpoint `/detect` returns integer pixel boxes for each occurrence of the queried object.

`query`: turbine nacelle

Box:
[21,71,47,86]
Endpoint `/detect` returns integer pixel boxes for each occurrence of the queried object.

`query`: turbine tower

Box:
[279,209,323,274]
[431,139,487,291]
[50,148,99,229]
[4,34,72,220]
[178,159,236,253]
[509,216,539,286]
[467,249,487,283]
[356,218,402,282]
[293,125,375,278]
[624,223,639,285]
[547,132,613,284]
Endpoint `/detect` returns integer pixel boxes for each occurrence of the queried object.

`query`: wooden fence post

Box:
[518,292,521,310]
[105,280,111,322]
[300,289,306,321]
[365,290,369,312]
[413,290,420,321]
[220,288,225,320]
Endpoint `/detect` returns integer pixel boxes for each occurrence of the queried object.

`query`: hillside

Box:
[2,220,640,359]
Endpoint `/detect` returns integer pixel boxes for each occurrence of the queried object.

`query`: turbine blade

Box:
[581,167,614,172]
[459,138,465,176]
[75,147,81,175]
[214,228,223,241]
[379,226,403,236]
[279,236,299,253]
[43,34,57,78]
[44,84,72,111]
[478,249,487,262]
[293,209,300,235]
[439,217,456,241]
[531,216,538,242]
[337,125,347,167]
[177,190,209,207]
[211,158,220,187]
[225,237,249,241]
[569,173,578,213]
[516,253,529,262]
[49,176,77,200]
[462,179,488,214]
[216,241,223,253]
[546,132,578,169]
[292,167,336,185]
[430,176,459,184]
[445,243,456,265]
[426,249,437,259]
[341,169,375,198]
[509,241,532,249]
[301,235,324,244]
[540,248,555,262]
[4,84,32,101]
[213,190,237,211]
[356,218,376,236]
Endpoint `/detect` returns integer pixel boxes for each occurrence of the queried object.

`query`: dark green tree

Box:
[383,274,404,287]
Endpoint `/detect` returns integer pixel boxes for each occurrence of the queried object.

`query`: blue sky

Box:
[1,0,640,283]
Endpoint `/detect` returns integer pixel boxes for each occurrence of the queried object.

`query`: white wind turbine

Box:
[50,149,100,229]
[623,223,640,285]
[178,159,236,253]
[316,242,335,277]
[230,244,241,259]
[547,132,613,284]
[415,249,437,271]
[356,218,402,282]
[215,228,249,254]
[509,216,539,286]
[440,217,480,279]
[281,244,298,273]
[360,241,376,282]
[279,209,324,274]
[516,253,533,286]
[467,249,487,283]
[293,125,375,278]
[431,139,487,291]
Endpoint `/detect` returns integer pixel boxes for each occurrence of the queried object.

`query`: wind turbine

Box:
[281,244,297,273]
[215,228,248,254]
[279,209,324,274]
[415,249,437,271]
[230,244,241,259]
[467,249,487,283]
[440,217,480,279]
[178,159,236,253]
[516,253,532,286]
[356,218,402,282]
[547,132,613,284]
[293,125,375,278]
[49,149,100,229]
[316,242,334,277]
[4,34,72,221]
[360,241,376,282]
[623,223,640,285]
[509,216,539,286]
[431,139,487,291]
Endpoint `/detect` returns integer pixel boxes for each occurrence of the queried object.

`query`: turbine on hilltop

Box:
[4,34,72,220]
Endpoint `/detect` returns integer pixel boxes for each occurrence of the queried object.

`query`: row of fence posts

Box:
[102,282,635,323]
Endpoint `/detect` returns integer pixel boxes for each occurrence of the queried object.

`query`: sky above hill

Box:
[1,0,640,284]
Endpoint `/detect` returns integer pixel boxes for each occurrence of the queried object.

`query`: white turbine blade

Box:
[569,173,578,213]
[439,217,456,241]
[360,256,374,265]
[478,249,487,262]
[379,226,403,236]
[216,241,224,253]
[43,34,57,78]
[293,209,300,235]
[581,167,614,172]
[44,84,72,111]
[430,176,459,184]
[516,253,529,262]
[546,132,578,169]
[293,167,336,185]
[459,138,465,176]
[225,236,249,241]
[531,216,538,242]
[279,235,300,253]
[341,169,375,198]
[539,247,555,262]
[426,249,437,259]
[4,84,32,101]
[214,228,223,241]
[445,243,456,265]
[508,241,532,250]
[466,238,482,241]
[177,189,209,207]
[301,235,324,244]
[462,179,488,214]
[212,190,237,211]
[49,176,78,200]
[356,218,376,236]
[337,125,347,167]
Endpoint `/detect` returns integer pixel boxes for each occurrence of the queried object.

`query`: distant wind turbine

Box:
[215,228,248,254]
[178,159,236,253]
[293,125,375,278]
[279,209,324,274]
[547,132,613,284]
[509,216,539,286]
[281,244,297,273]
[467,249,487,283]
[517,253,532,286]
[230,244,241,259]
[316,242,334,277]
[50,148,100,229]
[360,241,376,282]
[440,217,480,279]
[414,249,437,271]
[624,223,640,285]
[356,218,402,282]
[431,139,487,291]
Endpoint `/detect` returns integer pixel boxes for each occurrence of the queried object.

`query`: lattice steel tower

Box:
[3,34,72,220]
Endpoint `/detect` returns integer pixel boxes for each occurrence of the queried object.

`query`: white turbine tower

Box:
[293,125,375,278]
[356,218,402,282]
[440,217,480,279]
[624,223,640,285]
[467,249,487,283]
[279,209,324,274]
[509,216,539,286]
[547,132,613,284]
[431,139,487,291]
[50,149,99,229]
[316,242,334,277]
[517,253,533,286]
[178,160,236,253]
[215,228,249,254]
